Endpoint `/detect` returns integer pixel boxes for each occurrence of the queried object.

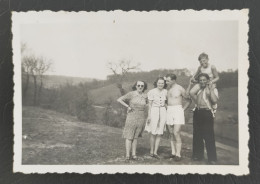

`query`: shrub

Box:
[39,83,96,123]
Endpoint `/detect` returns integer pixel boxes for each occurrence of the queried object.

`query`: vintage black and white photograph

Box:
[13,10,249,174]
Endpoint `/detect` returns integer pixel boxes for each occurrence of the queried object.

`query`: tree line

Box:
[22,55,238,128]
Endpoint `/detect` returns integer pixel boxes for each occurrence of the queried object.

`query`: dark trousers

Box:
[192,109,217,161]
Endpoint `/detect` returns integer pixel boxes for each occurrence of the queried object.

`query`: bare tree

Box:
[22,54,40,105]
[107,60,140,95]
[22,55,32,99]
[21,53,52,106]
[36,56,52,105]
[29,55,39,106]
[21,43,30,99]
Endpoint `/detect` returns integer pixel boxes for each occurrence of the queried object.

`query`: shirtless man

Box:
[165,74,191,161]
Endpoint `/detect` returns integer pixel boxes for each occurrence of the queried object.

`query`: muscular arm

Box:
[186,79,199,103]
[211,65,219,83]
[183,98,192,111]
[205,84,218,104]
[181,86,192,110]
[185,80,193,96]
[181,86,189,99]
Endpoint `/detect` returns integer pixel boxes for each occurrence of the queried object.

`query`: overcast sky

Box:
[20,12,238,79]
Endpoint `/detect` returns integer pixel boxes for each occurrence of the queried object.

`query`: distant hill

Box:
[23,74,94,88]
[107,68,192,85]
[22,68,238,107]
[43,75,95,88]
[89,69,238,106]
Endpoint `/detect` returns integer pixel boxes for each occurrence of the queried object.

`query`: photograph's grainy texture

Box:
[13,10,249,174]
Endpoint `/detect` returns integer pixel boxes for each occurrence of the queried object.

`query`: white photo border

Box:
[12,9,249,175]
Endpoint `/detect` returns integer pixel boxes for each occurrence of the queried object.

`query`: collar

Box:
[134,91,146,98]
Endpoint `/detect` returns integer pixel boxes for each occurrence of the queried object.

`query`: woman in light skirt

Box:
[145,77,167,159]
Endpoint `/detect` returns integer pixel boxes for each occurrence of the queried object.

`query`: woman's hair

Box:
[132,80,148,92]
[198,52,209,61]
[198,73,210,80]
[153,77,167,88]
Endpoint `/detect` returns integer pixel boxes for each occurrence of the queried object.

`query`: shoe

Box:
[153,154,160,160]
[149,153,154,158]
[125,156,130,163]
[132,155,139,161]
[192,157,203,161]
[174,156,182,162]
[208,160,217,165]
[169,154,176,159]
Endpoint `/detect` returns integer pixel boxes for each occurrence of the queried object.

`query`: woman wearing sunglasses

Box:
[117,80,148,162]
[145,77,167,159]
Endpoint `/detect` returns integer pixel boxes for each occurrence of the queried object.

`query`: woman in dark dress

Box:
[117,80,148,162]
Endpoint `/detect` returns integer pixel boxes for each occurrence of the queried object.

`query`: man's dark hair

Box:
[165,73,177,81]
[198,73,210,80]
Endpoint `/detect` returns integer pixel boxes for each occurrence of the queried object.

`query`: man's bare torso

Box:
[167,84,184,106]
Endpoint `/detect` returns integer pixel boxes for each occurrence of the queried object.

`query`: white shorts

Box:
[166,105,185,125]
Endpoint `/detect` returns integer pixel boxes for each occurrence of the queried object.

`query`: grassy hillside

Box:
[89,83,124,105]
[218,87,238,111]
[22,106,238,165]
[89,82,155,105]
[90,81,238,110]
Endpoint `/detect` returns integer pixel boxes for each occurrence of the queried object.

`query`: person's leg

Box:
[168,125,176,156]
[149,134,155,155]
[173,124,182,158]
[189,83,200,102]
[132,138,138,157]
[192,110,204,160]
[154,135,161,155]
[153,107,166,157]
[203,112,217,163]
[125,139,132,159]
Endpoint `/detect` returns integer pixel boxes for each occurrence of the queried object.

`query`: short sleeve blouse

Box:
[147,88,167,107]
[119,91,147,111]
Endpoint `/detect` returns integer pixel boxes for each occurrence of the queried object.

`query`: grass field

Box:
[22,106,238,165]
[90,83,238,142]
[89,82,238,111]
[89,82,154,105]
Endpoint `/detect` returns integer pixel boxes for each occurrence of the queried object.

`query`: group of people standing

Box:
[117,53,219,165]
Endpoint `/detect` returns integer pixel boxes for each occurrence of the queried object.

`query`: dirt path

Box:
[22,106,238,165]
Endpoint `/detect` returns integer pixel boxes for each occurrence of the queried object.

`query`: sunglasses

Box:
[137,85,144,88]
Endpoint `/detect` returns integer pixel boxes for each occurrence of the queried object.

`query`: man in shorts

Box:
[165,74,191,161]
